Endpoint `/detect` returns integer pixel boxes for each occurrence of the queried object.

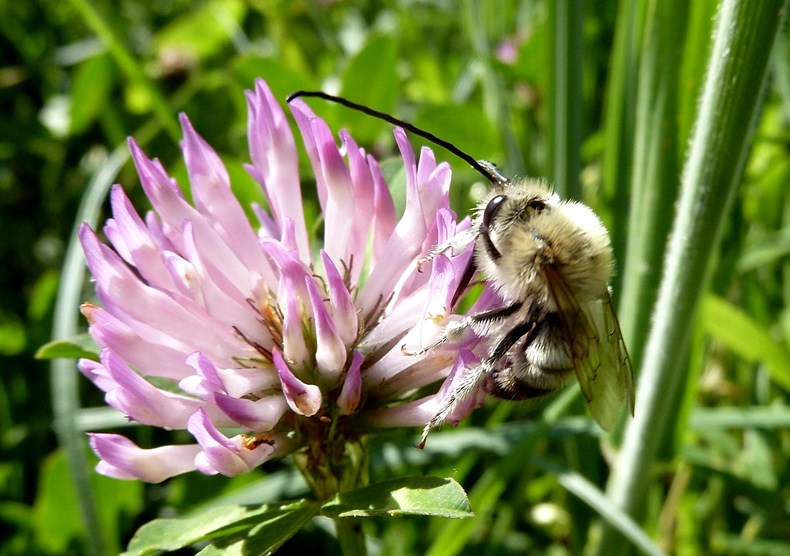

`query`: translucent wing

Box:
[543,265,635,431]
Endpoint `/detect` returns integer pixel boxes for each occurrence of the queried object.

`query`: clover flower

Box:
[78,79,491,490]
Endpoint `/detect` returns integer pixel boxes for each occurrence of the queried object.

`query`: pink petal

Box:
[356,129,428,319]
[214,393,288,431]
[305,276,347,385]
[187,409,275,476]
[104,186,178,293]
[97,349,204,428]
[79,223,245,366]
[366,350,482,428]
[128,139,276,290]
[89,433,201,483]
[340,131,374,282]
[272,349,322,416]
[180,114,276,280]
[320,251,358,346]
[81,303,194,381]
[338,350,363,415]
[290,100,355,264]
[246,80,310,260]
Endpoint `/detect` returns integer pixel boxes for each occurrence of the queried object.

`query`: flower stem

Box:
[335,518,368,556]
[292,427,369,554]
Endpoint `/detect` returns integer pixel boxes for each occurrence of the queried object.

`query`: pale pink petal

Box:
[290,100,355,264]
[320,251,358,346]
[188,409,276,477]
[246,80,310,260]
[305,276,347,385]
[90,434,201,483]
[369,154,397,263]
[338,350,363,415]
[340,131,374,282]
[272,349,322,416]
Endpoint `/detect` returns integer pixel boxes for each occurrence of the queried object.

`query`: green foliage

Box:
[322,476,472,518]
[125,501,318,556]
[3,0,790,554]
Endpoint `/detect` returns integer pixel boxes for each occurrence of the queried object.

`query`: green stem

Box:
[335,517,368,556]
[50,146,129,556]
[547,0,583,199]
[293,433,369,554]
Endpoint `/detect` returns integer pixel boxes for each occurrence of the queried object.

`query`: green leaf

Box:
[690,406,790,429]
[533,457,666,556]
[701,294,790,391]
[35,334,99,361]
[33,449,141,555]
[338,35,398,142]
[33,451,86,554]
[321,476,473,519]
[197,502,318,556]
[154,0,246,61]
[0,310,26,356]
[414,104,501,164]
[70,53,115,135]
[125,501,317,556]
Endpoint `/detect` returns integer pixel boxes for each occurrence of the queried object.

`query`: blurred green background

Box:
[3,0,790,554]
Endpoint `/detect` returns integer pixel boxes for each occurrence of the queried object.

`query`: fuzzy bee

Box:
[286,91,635,446]
[416,162,634,446]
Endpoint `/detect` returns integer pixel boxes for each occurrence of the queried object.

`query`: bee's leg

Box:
[450,300,524,339]
[419,317,535,448]
[416,300,524,355]
[417,228,478,270]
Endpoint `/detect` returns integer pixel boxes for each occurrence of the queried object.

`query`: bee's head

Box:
[474,180,612,304]
[477,181,557,261]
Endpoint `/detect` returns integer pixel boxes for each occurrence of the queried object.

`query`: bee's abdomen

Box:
[484,313,576,400]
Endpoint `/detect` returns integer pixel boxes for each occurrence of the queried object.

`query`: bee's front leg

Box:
[415,300,524,355]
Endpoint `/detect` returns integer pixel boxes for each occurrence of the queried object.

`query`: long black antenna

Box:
[287,90,509,187]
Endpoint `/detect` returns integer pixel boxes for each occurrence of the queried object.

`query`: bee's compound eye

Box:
[482,195,507,231]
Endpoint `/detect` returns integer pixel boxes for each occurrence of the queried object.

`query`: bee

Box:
[286,91,635,446]
[416,163,634,446]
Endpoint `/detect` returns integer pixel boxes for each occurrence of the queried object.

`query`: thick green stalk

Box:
[294,437,368,555]
[596,0,788,553]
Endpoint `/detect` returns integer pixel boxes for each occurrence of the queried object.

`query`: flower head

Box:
[80,79,491,484]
